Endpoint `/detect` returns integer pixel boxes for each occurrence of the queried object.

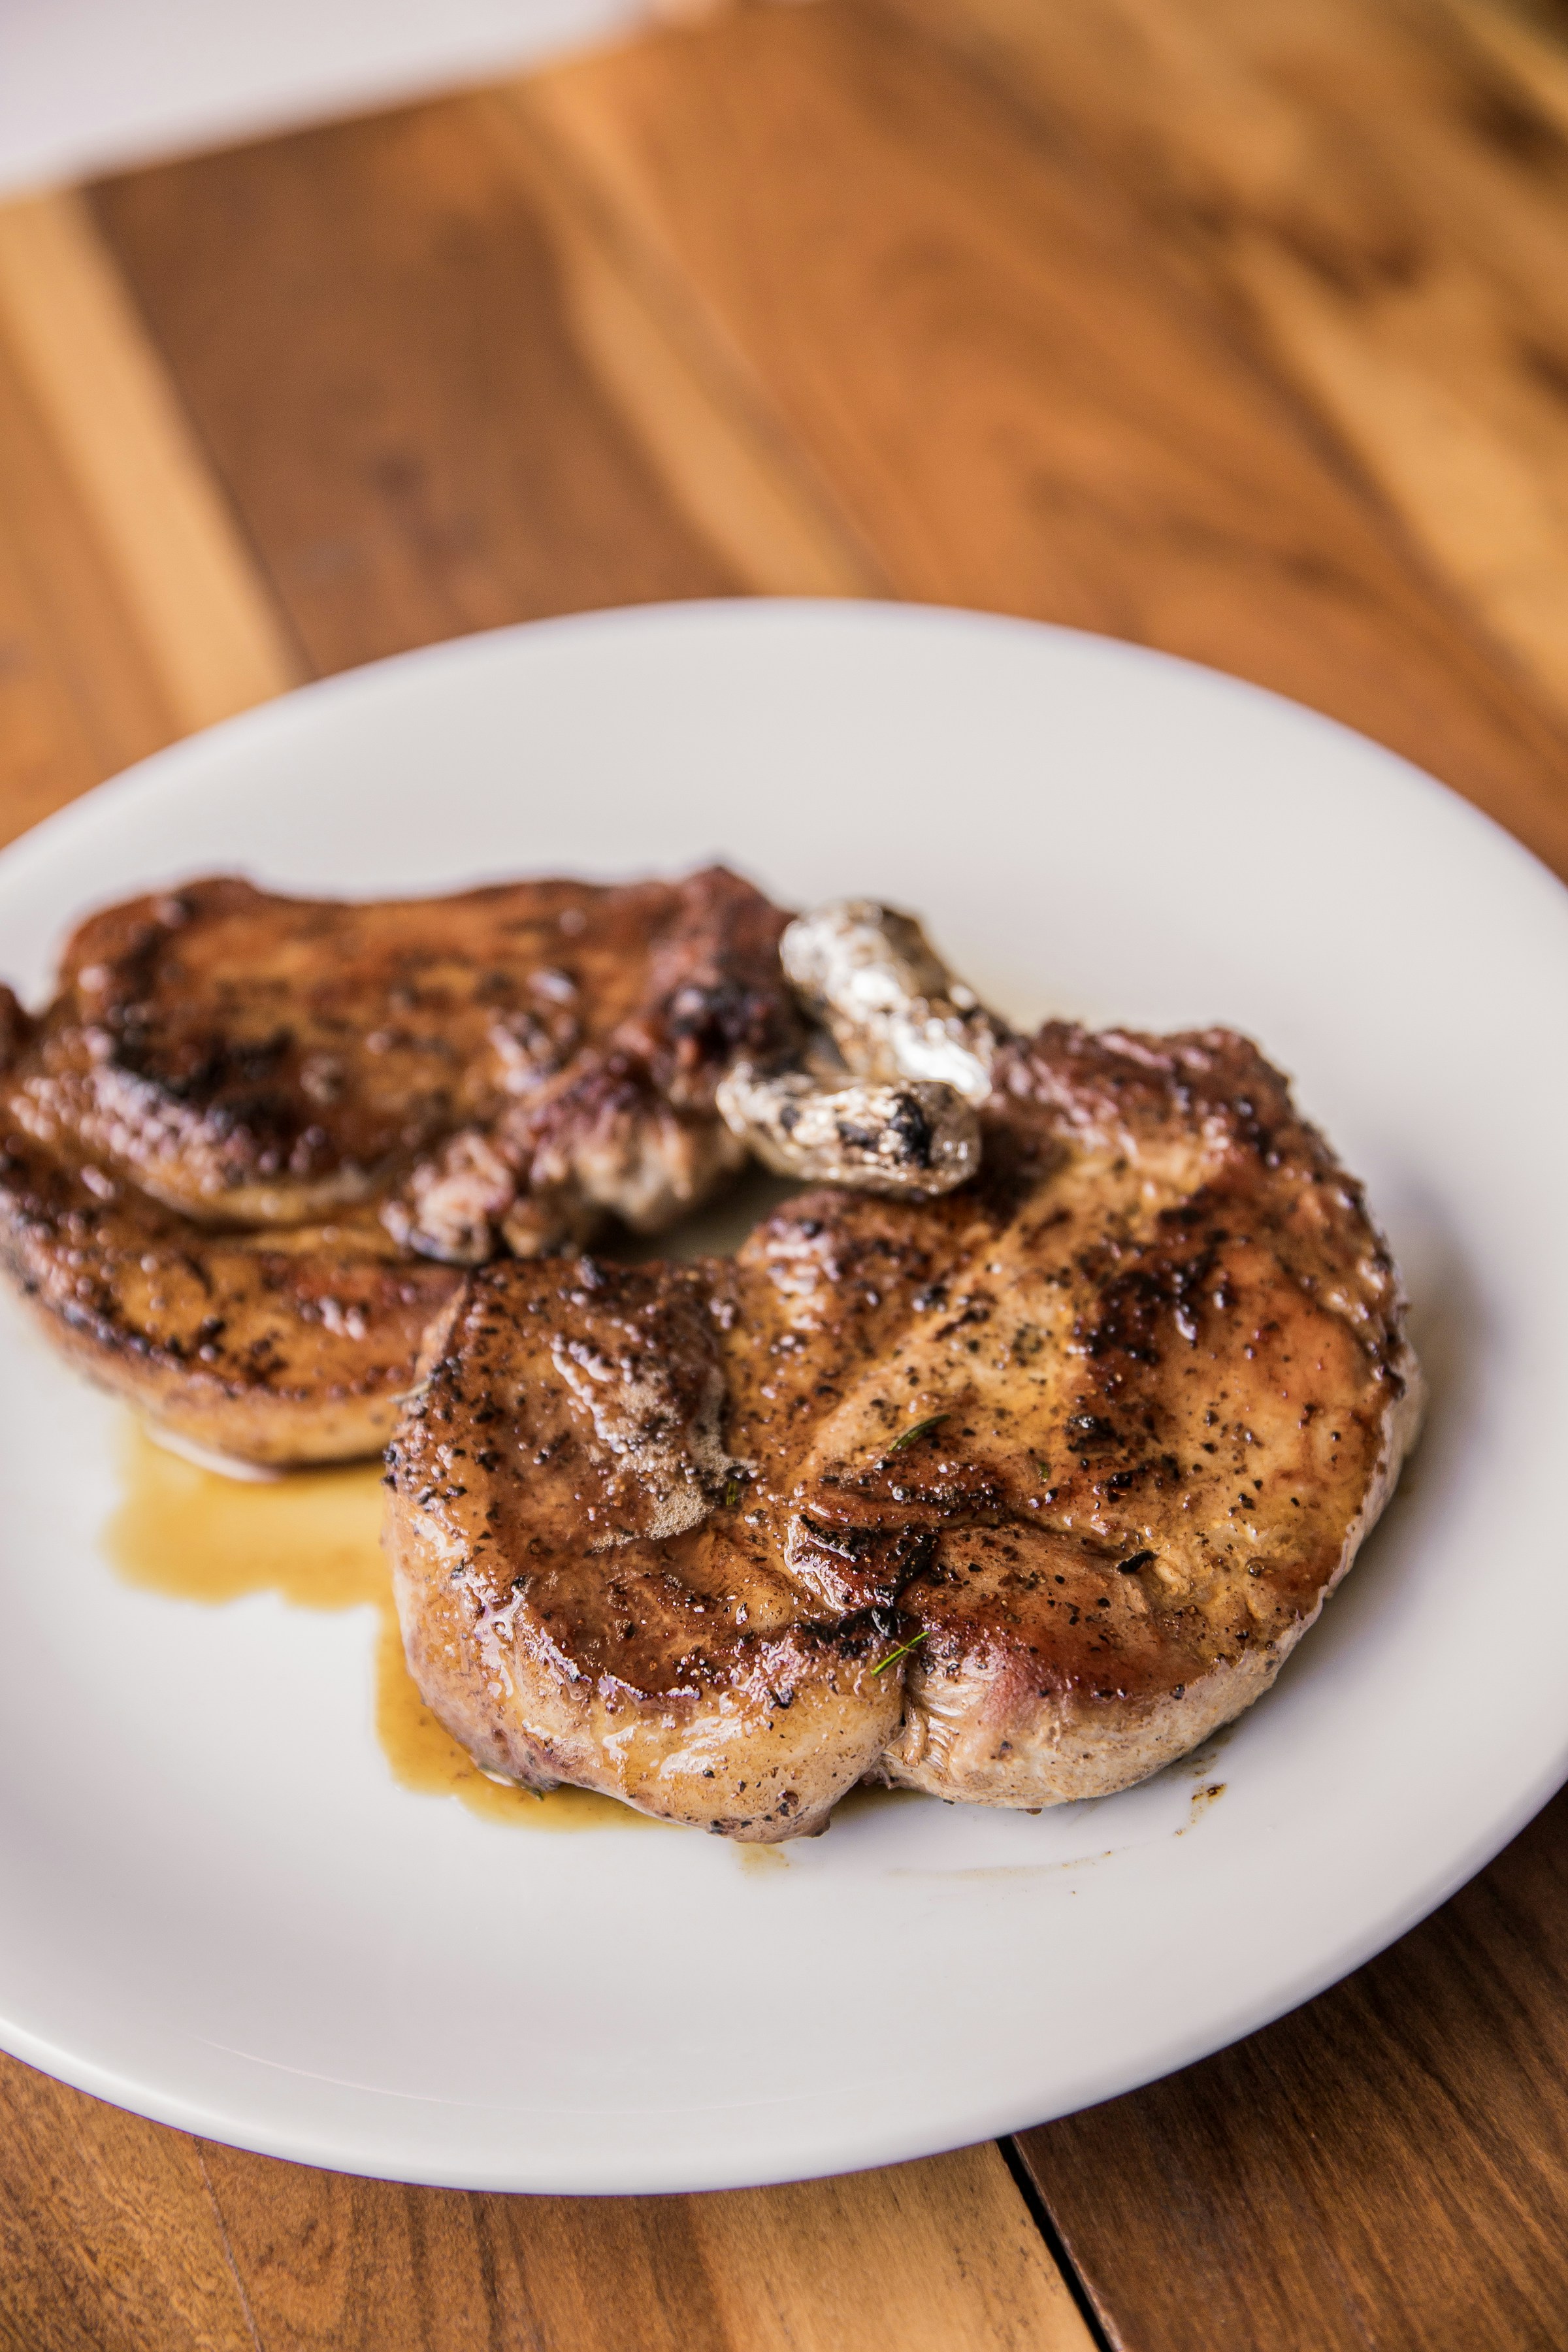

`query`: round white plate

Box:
[1,601,1564,2194]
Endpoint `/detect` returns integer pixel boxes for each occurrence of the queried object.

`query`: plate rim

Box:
[1,595,1565,2193]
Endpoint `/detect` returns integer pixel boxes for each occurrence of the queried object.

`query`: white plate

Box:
[1,600,1565,2195]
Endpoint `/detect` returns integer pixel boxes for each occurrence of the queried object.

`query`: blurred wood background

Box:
[3,1,1568,2345]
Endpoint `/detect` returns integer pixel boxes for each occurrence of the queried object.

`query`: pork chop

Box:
[0,866,802,1464]
[0,1115,462,1464]
[387,1021,1420,1835]
[7,866,801,1251]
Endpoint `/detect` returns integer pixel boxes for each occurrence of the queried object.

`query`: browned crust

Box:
[0,1122,459,1465]
[10,866,800,1228]
[388,1020,1422,1837]
[0,867,800,1463]
[385,1260,903,1838]
[877,1333,1424,1806]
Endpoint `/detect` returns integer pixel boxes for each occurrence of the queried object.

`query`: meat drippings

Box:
[102,1420,653,1831]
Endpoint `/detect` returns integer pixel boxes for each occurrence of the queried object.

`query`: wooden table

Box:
[3,1,1568,2344]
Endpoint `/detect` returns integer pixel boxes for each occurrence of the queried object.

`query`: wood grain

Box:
[482,91,886,597]
[0,184,301,848]
[0,2056,1091,2352]
[89,101,753,674]
[0,192,301,732]
[0,2042,1091,2352]
[195,2137,1094,2352]
[0,301,172,838]
[0,2053,257,2352]
[519,1,1568,878]
[886,0,1568,725]
[1017,1781,1568,2352]
[1443,0,1568,139]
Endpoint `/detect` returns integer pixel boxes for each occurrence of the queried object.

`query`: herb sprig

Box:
[881,1412,948,1461]
[872,1630,929,1676]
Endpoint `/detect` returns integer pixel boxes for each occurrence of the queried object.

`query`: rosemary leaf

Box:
[872,1629,929,1676]
[883,1412,948,1457]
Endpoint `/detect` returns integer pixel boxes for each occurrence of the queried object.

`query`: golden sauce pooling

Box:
[105,1422,648,1831]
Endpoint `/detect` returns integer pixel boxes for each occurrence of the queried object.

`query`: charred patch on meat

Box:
[8,866,798,1247]
[0,866,802,1463]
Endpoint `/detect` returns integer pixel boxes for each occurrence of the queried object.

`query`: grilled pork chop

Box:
[387,1022,1420,1837]
[0,1119,461,1463]
[0,867,801,1463]
[7,866,800,1250]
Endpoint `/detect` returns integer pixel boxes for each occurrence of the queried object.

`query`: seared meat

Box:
[8,866,801,1251]
[387,1022,1419,1837]
[389,1262,903,1836]
[0,1116,461,1465]
[0,866,801,1465]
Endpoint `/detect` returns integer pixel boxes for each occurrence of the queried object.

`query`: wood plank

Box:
[885,0,1568,724]
[0,2028,1086,2352]
[197,2138,1094,2352]
[1016,1781,1568,2352]
[88,100,755,675]
[679,2144,1095,2352]
[0,192,301,734]
[1442,0,1568,142]
[482,90,886,598]
[0,184,301,847]
[0,306,172,839]
[0,2052,258,2352]
[520,1,1568,879]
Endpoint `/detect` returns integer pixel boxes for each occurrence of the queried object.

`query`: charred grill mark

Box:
[1072,1237,1224,1364]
